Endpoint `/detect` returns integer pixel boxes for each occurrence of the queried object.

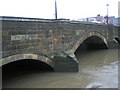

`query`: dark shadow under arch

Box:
[2,59,54,72]
[2,59,54,81]
[75,36,108,55]
[83,36,108,50]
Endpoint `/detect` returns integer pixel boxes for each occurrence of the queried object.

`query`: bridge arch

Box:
[72,32,108,52]
[1,54,54,70]
[114,36,120,44]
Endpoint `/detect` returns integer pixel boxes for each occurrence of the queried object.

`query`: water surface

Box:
[2,49,118,88]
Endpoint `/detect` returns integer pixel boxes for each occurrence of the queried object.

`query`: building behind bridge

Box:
[78,14,120,26]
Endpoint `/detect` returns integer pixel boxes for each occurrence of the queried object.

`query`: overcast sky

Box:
[0,0,119,19]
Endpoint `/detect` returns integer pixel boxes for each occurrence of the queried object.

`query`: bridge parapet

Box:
[0,16,119,72]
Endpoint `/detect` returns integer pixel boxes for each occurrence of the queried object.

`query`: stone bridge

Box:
[0,16,119,72]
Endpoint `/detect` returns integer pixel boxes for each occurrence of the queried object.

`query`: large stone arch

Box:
[1,54,54,69]
[72,31,108,52]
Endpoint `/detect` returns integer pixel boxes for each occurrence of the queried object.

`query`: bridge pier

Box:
[52,51,78,72]
[108,41,120,49]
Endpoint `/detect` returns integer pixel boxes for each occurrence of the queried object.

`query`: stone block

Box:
[54,52,78,72]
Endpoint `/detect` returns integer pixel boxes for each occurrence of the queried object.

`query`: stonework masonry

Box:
[0,16,119,72]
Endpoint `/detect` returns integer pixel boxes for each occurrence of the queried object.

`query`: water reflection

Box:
[2,49,118,88]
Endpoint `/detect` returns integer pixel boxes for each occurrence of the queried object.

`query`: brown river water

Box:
[2,49,118,88]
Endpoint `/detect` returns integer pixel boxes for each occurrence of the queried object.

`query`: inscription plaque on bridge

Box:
[11,34,38,41]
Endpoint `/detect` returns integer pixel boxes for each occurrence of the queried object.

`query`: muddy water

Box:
[2,49,118,88]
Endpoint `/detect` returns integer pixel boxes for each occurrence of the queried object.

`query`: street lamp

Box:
[55,0,57,19]
[106,4,109,24]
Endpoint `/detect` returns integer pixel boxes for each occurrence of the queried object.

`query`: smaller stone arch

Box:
[114,36,120,44]
[1,54,54,69]
[72,32,108,52]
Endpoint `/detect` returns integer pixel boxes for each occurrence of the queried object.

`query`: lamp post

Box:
[55,0,57,19]
[106,4,109,24]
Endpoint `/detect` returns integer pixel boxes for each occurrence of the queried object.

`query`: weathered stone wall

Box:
[2,20,74,58]
[0,17,119,72]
